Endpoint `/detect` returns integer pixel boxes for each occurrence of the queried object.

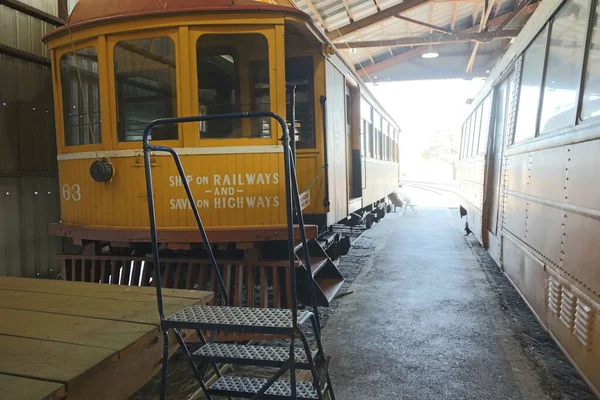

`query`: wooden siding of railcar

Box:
[501,136,600,395]
[324,61,348,225]
[324,57,400,225]
[58,153,287,229]
[50,18,330,230]
[362,158,399,206]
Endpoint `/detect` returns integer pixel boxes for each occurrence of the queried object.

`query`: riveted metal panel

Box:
[504,152,529,194]
[525,201,563,267]
[562,212,600,297]
[566,139,600,211]
[528,146,568,202]
[502,236,547,319]
[503,194,526,240]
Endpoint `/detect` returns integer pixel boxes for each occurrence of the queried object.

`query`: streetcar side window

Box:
[60,46,102,146]
[471,105,482,156]
[360,98,372,158]
[479,94,493,154]
[196,34,270,139]
[114,36,178,142]
[514,27,548,143]
[539,0,588,134]
[382,119,389,161]
[286,56,315,149]
[581,0,600,120]
[373,111,382,160]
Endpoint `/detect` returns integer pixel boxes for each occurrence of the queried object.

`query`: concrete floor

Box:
[323,206,558,400]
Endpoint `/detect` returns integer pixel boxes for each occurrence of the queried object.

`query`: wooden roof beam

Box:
[328,0,433,40]
[343,29,519,48]
[356,48,497,77]
[466,0,496,72]
[357,47,428,77]
[304,0,328,30]
[394,15,454,35]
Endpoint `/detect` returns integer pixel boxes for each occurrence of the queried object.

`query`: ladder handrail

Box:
[289,153,322,336]
[142,112,299,325]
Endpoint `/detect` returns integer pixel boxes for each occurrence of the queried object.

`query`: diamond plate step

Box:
[207,376,319,399]
[163,305,312,334]
[192,343,315,369]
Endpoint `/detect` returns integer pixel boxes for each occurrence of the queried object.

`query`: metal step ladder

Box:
[143,111,335,400]
[294,239,345,307]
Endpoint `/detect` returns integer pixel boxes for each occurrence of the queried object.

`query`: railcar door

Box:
[487,75,512,239]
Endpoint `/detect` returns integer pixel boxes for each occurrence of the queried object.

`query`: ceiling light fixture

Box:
[421,43,439,59]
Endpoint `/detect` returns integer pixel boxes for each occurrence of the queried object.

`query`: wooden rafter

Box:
[428,3,434,34]
[350,0,538,78]
[357,47,428,76]
[494,0,505,17]
[357,48,497,76]
[304,0,328,30]
[341,0,355,22]
[466,0,496,72]
[327,0,433,40]
[394,15,454,35]
[343,29,519,47]
[451,4,458,30]
[380,24,395,55]
[472,1,482,25]
[496,0,537,29]
[357,31,377,64]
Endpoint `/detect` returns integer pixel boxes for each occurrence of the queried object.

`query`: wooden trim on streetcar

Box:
[49,223,318,243]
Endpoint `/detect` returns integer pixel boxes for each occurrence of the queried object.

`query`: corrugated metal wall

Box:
[0,1,62,278]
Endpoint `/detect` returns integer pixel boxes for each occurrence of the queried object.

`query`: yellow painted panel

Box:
[58,154,286,228]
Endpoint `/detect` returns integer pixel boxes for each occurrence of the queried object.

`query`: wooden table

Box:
[0,276,212,400]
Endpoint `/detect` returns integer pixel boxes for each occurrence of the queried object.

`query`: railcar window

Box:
[471,106,482,155]
[460,124,466,159]
[60,47,101,146]
[540,0,589,133]
[373,111,381,159]
[479,94,493,154]
[196,34,270,139]
[286,56,315,148]
[382,119,389,161]
[514,27,548,143]
[581,0,600,120]
[114,37,177,142]
[361,99,373,157]
[467,113,475,157]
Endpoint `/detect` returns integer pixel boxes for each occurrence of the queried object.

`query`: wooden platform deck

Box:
[0,276,212,400]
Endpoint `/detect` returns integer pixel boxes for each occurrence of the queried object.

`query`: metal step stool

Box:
[143,110,335,400]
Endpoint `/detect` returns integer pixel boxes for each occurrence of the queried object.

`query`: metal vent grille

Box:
[559,289,576,331]
[574,301,594,348]
[548,277,562,317]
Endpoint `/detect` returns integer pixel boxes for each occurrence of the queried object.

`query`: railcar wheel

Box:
[386,204,392,213]
[365,214,374,229]
[377,208,386,219]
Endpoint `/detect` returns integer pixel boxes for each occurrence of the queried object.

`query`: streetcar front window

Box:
[60,47,102,146]
[286,56,315,149]
[114,36,178,142]
[196,33,270,139]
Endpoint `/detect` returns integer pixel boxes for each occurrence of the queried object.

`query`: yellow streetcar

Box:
[43,0,401,308]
